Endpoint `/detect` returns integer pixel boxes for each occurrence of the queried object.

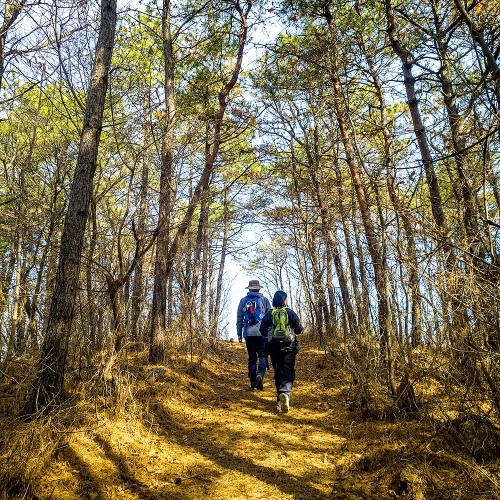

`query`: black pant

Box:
[269,343,298,400]
[245,335,267,387]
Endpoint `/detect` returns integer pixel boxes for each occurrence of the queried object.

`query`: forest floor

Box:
[11,340,500,500]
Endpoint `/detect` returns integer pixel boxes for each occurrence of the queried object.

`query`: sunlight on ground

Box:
[29,341,498,500]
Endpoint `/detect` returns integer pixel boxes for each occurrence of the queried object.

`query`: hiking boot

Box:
[250,386,257,392]
[256,373,264,391]
[279,393,290,413]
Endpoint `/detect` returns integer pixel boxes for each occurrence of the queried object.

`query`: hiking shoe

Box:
[279,393,290,413]
[256,373,264,391]
[250,386,257,392]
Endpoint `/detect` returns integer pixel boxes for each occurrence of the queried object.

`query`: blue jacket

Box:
[236,291,272,338]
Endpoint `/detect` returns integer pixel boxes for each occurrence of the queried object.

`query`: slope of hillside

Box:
[3,340,499,500]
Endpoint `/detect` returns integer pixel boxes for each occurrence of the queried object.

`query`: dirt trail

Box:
[39,341,414,500]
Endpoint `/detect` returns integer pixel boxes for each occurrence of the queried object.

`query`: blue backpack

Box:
[243,298,264,325]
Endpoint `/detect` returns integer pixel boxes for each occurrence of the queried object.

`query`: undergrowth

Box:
[0,336,499,499]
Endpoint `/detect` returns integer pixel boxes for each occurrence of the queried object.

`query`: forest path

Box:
[40,341,396,500]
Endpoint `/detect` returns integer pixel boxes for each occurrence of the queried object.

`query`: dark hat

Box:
[272,290,287,307]
[246,279,263,290]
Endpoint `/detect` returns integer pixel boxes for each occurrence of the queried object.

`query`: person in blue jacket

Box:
[236,279,272,391]
[259,290,303,412]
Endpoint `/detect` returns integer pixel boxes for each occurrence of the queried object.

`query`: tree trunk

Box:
[326,12,396,394]
[187,188,209,326]
[20,0,117,417]
[307,147,357,336]
[149,0,176,363]
[86,199,97,350]
[199,190,210,328]
[0,0,27,90]
[333,163,363,331]
[363,46,423,346]
[199,133,211,328]
[211,187,230,338]
[149,0,251,362]
[6,230,22,361]
[432,0,480,251]
[384,0,447,233]
[452,0,500,105]
[384,0,469,341]
[130,91,152,345]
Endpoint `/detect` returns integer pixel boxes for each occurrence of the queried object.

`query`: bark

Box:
[384,0,447,233]
[364,46,422,346]
[0,0,27,90]
[149,0,251,362]
[333,163,364,331]
[86,199,97,349]
[325,7,395,394]
[211,187,230,338]
[149,0,176,363]
[432,0,480,251]
[452,0,500,104]
[130,91,152,344]
[20,0,117,417]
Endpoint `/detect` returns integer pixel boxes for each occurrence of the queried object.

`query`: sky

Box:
[223,255,253,340]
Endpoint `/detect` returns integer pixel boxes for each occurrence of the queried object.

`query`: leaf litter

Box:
[4,340,500,500]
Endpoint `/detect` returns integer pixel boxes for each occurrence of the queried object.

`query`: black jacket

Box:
[259,307,303,348]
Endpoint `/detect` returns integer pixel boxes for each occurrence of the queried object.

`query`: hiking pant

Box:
[270,346,297,400]
[245,335,267,387]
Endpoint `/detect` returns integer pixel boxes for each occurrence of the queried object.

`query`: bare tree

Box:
[21,0,117,417]
[149,0,252,362]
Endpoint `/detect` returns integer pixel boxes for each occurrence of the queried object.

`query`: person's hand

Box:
[238,335,243,343]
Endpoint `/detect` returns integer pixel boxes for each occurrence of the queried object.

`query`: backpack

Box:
[270,307,294,342]
[243,298,264,325]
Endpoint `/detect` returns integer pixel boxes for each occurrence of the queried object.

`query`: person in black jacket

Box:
[259,290,303,412]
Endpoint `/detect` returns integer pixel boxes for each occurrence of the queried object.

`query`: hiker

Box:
[259,290,303,413]
[236,279,272,391]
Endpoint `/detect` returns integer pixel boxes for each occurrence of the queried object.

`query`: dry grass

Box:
[1,338,500,499]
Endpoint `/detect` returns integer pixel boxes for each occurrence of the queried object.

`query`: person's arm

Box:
[260,310,271,337]
[262,296,271,314]
[236,298,244,342]
[289,309,303,335]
